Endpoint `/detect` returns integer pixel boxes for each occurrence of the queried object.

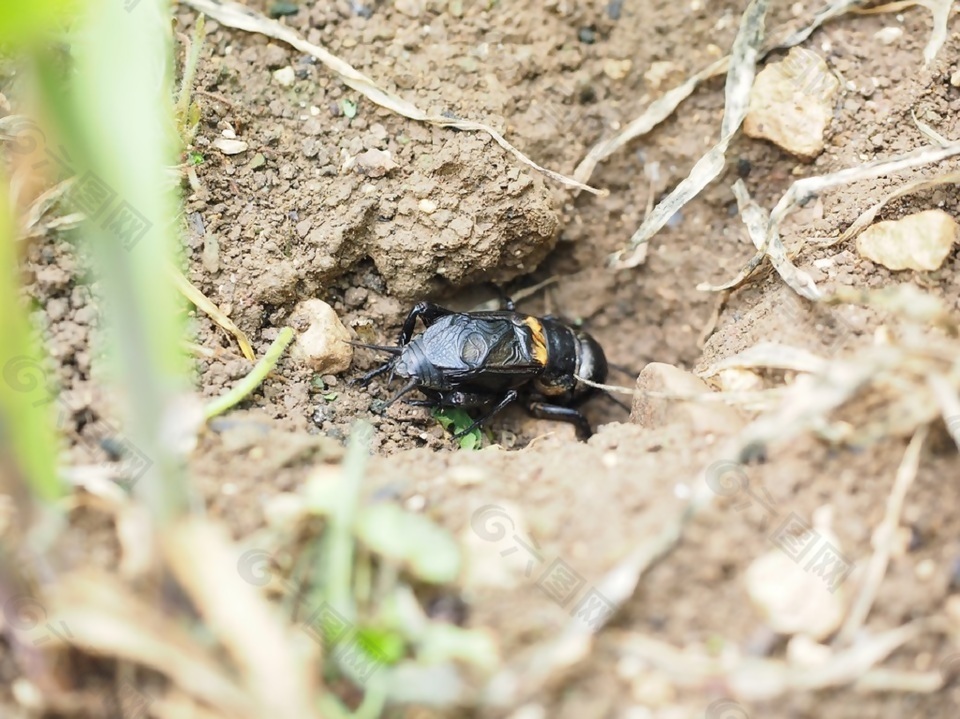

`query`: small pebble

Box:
[12,680,42,710]
[743,47,839,160]
[74,305,98,325]
[354,148,397,178]
[344,287,368,307]
[874,27,903,45]
[745,527,846,640]
[405,494,426,511]
[916,559,936,581]
[263,43,289,68]
[202,234,220,274]
[212,138,248,155]
[394,0,423,17]
[602,58,632,80]
[264,493,306,528]
[578,27,596,44]
[447,466,485,486]
[643,60,676,90]
[425,594,467,625]
[273,66,296,87]
[46,298,68,321]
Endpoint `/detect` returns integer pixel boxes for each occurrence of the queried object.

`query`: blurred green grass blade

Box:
[34,0,190,519]
[0,173,62,503]
[324,421,374,617]
[0,0,80,47]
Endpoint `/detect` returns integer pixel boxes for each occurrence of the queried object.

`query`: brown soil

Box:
[6,0,960,717]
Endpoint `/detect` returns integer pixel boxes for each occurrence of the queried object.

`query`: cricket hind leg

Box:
[524,400,593,440]
[448,389,519,440]
[408,388,520,440]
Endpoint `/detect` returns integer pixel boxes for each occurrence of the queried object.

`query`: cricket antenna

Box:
[347,340,402,355]
[607,361,638,378]
[352,357,398,387]
[382,379,419,409]
[603,391,632,414]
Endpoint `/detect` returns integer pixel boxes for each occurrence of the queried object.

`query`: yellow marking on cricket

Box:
[523,317,549,366]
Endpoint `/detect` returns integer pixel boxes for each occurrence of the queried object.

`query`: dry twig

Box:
[180,0,603,195]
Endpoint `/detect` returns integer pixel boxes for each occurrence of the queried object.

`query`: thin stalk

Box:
[203,327,294,420]
[175,14,206,134]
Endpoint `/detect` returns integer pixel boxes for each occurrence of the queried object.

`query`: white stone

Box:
[288,299,353,374]
[212,138,248,155]
[743,47,840,160]
[874,27,903,44]
[856,210,958,271]
[273,66,296,87]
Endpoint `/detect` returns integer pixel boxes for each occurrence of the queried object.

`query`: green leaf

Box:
[269,2,301,18]
[0,0,79,46]
[187,102,202,131]
[431,408,454,430]
[355,504,460,584]
[188,151,204,165]
[431,408,482,451]
[355,626,405,665]
[323,392,338,402]
[341,98,357,119]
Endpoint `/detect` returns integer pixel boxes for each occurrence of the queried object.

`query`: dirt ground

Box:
[5,0,960,717]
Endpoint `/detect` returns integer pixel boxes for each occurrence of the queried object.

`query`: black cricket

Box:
[353,299,609,440]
